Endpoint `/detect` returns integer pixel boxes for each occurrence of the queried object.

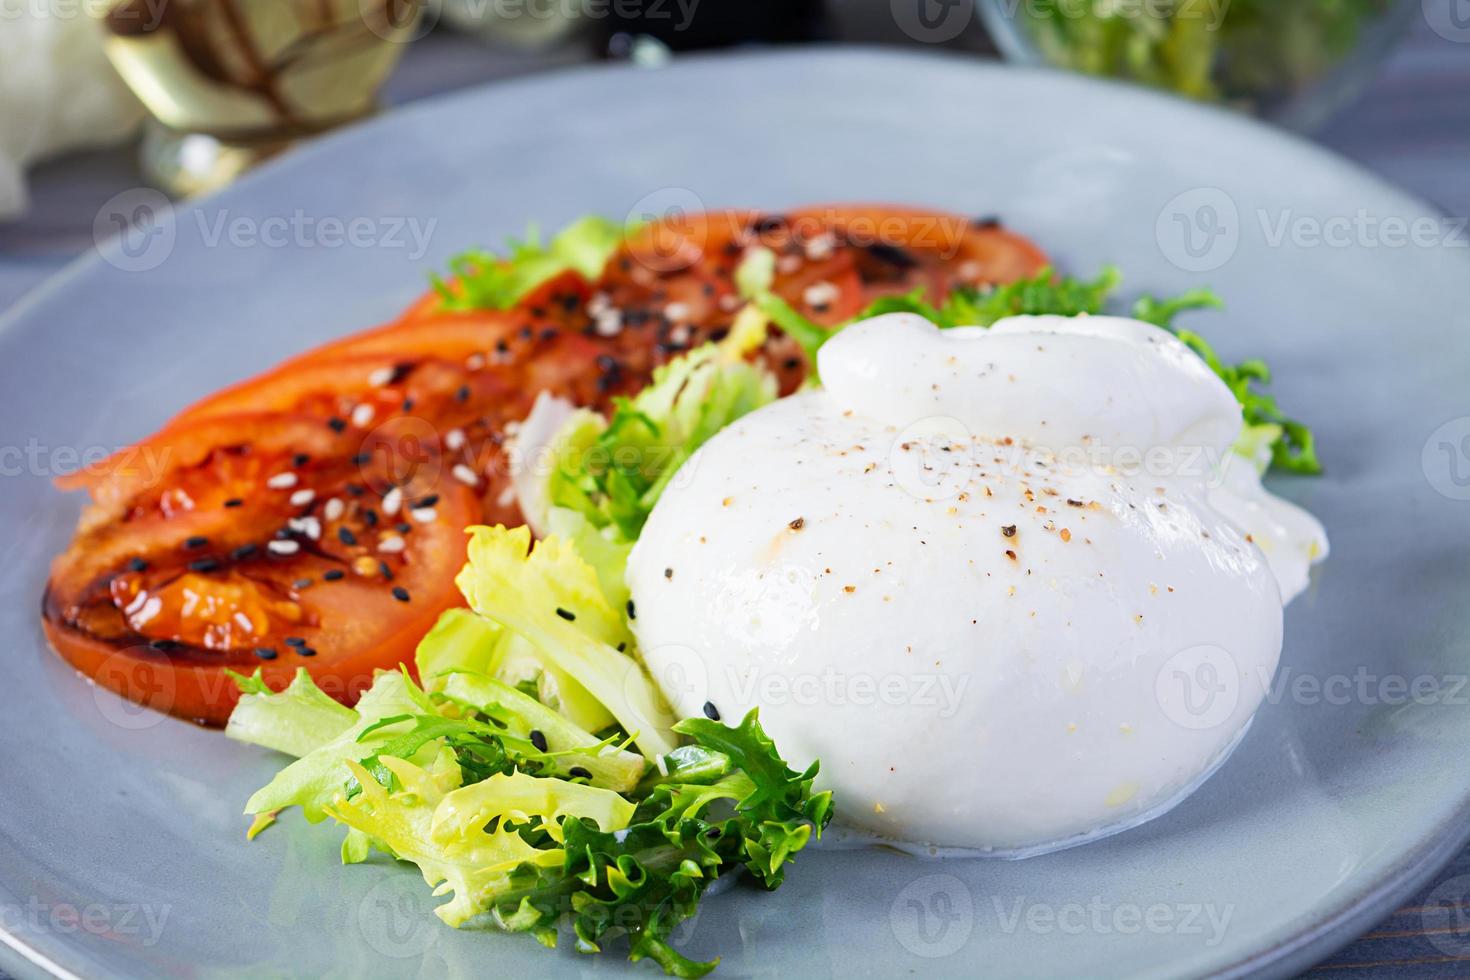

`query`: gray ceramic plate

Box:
[2,49,1467,980]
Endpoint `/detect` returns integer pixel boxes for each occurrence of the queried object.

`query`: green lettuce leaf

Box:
[242,670,433,823]
[225,668,357,758]
[544,307,776,542]
[455,525,678,760]
[431,216,626,312]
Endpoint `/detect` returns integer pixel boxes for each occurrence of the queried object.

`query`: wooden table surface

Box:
[0,10,1466,978]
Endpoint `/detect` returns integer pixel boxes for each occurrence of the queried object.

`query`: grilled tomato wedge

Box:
[44,205,1048,725]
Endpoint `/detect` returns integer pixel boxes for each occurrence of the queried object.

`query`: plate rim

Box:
[2,45,1467,980]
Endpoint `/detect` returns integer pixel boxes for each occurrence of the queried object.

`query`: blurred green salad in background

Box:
[981,0,1413,128]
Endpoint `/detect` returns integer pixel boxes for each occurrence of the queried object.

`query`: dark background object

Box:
[596,0,832,50]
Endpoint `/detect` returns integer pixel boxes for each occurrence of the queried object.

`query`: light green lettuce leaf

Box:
[243,671,434,823]
[225,668,357,758]
[455,525,677,760]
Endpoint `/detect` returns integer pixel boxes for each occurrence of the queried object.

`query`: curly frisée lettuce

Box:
[431,215,628,312]
[227,502,830,974]
[541,306,777,543]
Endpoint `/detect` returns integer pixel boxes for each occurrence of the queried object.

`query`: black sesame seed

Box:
[223,498,244,508]
[149,638,180,651]
[128,557,148,572]
[379,560,394,581]
[188,557,220,573]
[664,567,673,580]
[401,398,415,412]
[346,482,366,496]
[363,509,379,527]
[495,339,510,354]
[456,385,470,403]
[519,326,533,340]
[568,767,592,780]
[351,453,371,466]
[254,647,278,660]
[702,701,721,721]
[293,453,310,468]
[864,242,918,269]
[184,535,208,550]
[395,522,412,534]
[1001,524,1017,537]
[626,599,636,620]
[559,293,579,312]
[413,494,439,508]
[753,213,786,234]
[555,607,576,622]
[327,417,347,433]
[323,569,345,581]
[338,527,358,546]
[296,646,317,657]
[284,636,306,647]
[392,586,410,602]
[539,327,559,342]
[292,578,313,590]
[616,642,626,653]
[529,729,548,752]
[972,214,1003,229]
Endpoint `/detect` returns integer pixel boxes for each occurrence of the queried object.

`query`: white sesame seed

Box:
[289,488,315,507]
[594,309,623,337]
[267,539,300,556]
[465,353,486,371]
[803,281,839,309]
[588,292,611,316]
[233,612,254,634]
[664,302,691,322]
[778,254,803,275]
[805,232,836,261]
[266,472,298,490]
[497,484,516,507]
[718,294,741,312]
[381,486,403,516]
[351,403,375,428]
[958,261,982,281]
[410,507,438,524]
[368,366,396,387]
[135,596,162,625]
[452,464,479,486]
[377,535,406,554]
[124,590,148,616]
[287,516,321,540]
[444,428,466,451]
[669,325,691,346]
[323,497,345,522]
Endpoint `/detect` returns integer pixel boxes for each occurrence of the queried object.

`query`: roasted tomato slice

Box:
[45,205,1050,726]
[45,428,479,724]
